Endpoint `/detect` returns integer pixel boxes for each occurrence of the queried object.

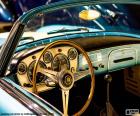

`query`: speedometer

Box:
[28,60,47,83]
[52,54,70,71]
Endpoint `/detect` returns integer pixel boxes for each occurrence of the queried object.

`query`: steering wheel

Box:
[32,40,95,116]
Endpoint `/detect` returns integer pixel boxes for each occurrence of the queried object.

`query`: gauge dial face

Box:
[18,62,27,75]
[52,54,70,71]
[28,61,47,83]
[43,51,53,63]
[68,48,78,60]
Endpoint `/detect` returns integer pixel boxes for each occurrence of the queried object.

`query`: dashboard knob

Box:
[99,63,104,68]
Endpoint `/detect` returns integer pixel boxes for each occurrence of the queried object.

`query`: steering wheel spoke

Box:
[74,70,89,82]
[37,67,58,83]
[62,89,69,116]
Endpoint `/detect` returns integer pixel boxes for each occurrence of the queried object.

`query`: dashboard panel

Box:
[79,44,140,74]
[16,46,78,92]
[15,43,140,93]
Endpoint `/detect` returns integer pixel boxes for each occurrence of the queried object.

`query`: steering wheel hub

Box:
[62,74,73,87]
[58,70,74,90]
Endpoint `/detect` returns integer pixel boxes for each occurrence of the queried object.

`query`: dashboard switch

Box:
[93,66,98,70]
[99,63,104,68]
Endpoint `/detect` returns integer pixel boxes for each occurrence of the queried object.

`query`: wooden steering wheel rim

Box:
[32,40,95,116]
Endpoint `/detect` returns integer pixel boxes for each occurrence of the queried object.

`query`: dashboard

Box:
[79,44,139,74]
[13,40,140,93]
[16,46,78,92]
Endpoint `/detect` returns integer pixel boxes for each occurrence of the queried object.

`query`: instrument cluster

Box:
[17,46,78,92]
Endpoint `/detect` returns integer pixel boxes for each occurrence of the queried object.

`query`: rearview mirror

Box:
[79,9,101,21]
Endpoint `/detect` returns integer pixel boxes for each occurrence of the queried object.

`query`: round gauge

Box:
[43,51,53,63]
[52,54,70,71]
[18,62,27,75]
[28,61,47,83]
[68,48,78,60]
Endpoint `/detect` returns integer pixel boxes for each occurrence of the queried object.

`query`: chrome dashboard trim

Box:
[108,47,137,72]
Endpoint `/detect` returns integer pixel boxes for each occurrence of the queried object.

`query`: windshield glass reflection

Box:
[18,3,140,46]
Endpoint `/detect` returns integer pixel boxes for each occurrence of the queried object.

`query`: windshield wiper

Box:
[48,27,89,34]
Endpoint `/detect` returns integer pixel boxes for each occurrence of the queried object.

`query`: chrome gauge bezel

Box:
[17,62,27,75]
[68,48,78,60]
[43,51,53,63]
[27,60,47,83]
[52,53,70,71]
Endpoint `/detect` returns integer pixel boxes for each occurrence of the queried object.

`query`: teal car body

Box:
[0,0,140,115]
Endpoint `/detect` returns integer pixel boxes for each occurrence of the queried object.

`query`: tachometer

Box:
[52,54,70,71]
[28,60,47,83]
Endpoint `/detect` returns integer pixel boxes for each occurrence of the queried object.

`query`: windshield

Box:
[23,3,140,37]
[1,3,140,47]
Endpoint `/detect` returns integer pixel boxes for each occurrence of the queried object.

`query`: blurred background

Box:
[0,0,61,32]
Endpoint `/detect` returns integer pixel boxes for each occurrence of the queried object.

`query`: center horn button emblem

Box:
[58,70,74,90]
[62,74,73,87]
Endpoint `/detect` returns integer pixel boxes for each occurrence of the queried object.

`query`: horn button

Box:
[58,70,74,90]
[62,74,73,87]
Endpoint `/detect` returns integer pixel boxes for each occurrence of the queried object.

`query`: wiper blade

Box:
[48,27,89,34]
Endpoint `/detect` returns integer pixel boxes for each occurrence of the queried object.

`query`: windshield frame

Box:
[0,0,140,76]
